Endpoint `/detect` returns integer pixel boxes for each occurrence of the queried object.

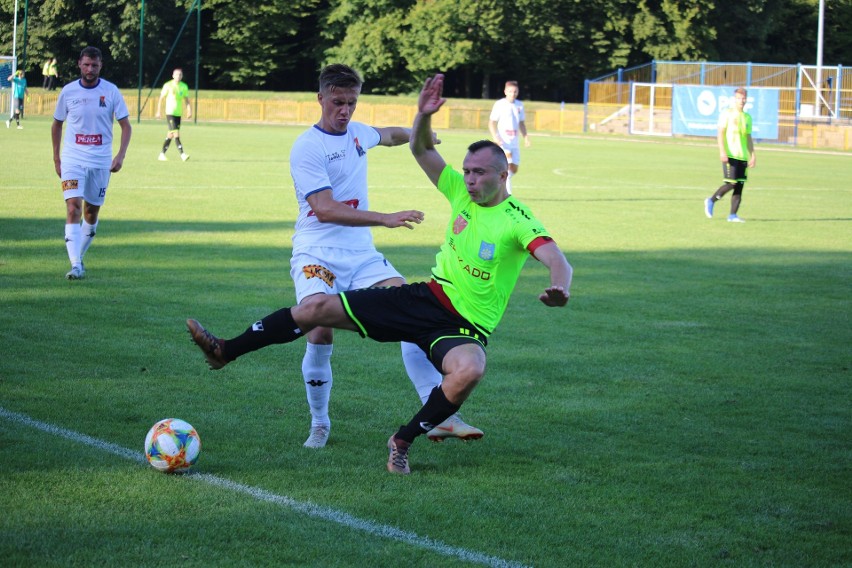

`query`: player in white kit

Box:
[291,64,483,448]
[51,46,132,280]
[489,80,530,194]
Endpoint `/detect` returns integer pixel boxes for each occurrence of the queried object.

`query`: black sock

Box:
[175,137,184,153]
[396,386,460,443]
[222,307,303,361]
[712,182,735,201]
[162,139,172,153]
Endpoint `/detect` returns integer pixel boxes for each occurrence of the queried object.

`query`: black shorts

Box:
[722,158,748,183]
[339,282,487,373]
[13,97,24,112]
[166,115,182,131]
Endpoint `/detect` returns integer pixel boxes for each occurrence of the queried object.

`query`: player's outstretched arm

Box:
[307,190,424,230]
[377,126,411,147]
[378,126,440,149]
[533,241,572,307]
[410,74,447,187]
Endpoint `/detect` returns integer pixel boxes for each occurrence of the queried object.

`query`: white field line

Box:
[0,407,529,568]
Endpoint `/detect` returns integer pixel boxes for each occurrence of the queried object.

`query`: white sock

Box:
[80,220,98,259]
[302,343,333,427]
[401,342,442,404]
[506,172,513,194]
[64,223,83,266]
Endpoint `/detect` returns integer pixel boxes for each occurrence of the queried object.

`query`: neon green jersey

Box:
[718,107,752,161]
[432,165,552,335]
[161,80,189,116]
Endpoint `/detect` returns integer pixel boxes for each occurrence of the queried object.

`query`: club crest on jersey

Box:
[303,264,336,287]
[353,137,366,157]
[99,96,106,108]
[453,215,468,235]
[479,241,496,261]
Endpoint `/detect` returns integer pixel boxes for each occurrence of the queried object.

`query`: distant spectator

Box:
[42,58,51,89]
[47,58,58,90]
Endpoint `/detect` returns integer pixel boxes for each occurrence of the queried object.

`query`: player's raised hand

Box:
[418,74,446,116]
[539,286,569,307]
[385,210,425,230]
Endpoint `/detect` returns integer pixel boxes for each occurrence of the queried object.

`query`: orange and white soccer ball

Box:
[144,418,201,473]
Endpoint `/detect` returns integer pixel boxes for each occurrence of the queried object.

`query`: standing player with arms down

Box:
[704,87,756,223]
[156,68,192,162]
[488,80,530,194]
[186,73,572,474]
[52,46,132,280]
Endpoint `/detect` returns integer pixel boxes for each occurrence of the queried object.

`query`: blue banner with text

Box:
[672,86,779,139]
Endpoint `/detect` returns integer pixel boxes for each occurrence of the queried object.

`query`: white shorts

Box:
[290,247,403,303]
[500,145,521,166]
[61,164,111,206]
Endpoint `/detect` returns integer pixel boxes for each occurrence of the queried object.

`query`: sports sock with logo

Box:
[303,342,333,427]
[80,220,98,259]
[64,223,82,266]
[395,386,459,443]
[222,307,303,361]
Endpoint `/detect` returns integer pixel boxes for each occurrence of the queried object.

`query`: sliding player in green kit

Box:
[186,73,573,475]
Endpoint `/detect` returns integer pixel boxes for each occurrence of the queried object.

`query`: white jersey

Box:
[54,78,129,169]
[289,122,381,252]
[490,98,525,149]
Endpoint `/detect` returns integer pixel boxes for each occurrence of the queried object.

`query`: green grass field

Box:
[1,116,850,567]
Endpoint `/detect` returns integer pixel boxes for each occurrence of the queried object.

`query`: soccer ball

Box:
[144,418,201,473]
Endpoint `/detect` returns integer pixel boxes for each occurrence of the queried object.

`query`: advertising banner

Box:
[672,86,779,139]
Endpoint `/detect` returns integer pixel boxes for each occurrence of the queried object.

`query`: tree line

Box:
[1,0,849,102]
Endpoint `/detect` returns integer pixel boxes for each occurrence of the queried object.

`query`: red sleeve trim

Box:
[527,236,554,257]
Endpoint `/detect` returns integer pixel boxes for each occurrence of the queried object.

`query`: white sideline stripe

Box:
[0,407,528,568]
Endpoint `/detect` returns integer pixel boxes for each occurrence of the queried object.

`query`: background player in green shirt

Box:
[156,68,192,161]
[704,87,756,223]
[6,70,28,128]
[185,72,573,475]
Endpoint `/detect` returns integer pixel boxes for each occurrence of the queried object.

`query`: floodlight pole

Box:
[194,0,200,125]
[21,0,29,71]
[138,0,145,123]
[8,0,17,120]
[815,0,824,116]
[11,0,18,66]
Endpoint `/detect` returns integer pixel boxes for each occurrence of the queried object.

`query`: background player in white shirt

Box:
[51,46,132,280]
[489,80,530,194]
[290,64,483,448]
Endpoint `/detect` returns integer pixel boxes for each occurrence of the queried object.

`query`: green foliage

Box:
[323,0,412,93]
[632,0,716,60]
[204,0,319,88]
[0,0,849,99]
